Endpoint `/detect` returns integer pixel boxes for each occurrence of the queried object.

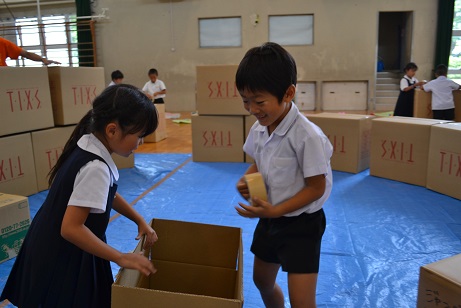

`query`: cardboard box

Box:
[306,113,374,173]
[244,115,257,163]
[192,115,245,162]
[196,65,247,115]
[31,126,75,192]
[414,89,461,121]
[370,117,450,187]
[144,104,167,143]
[417,254,461,307]
[111,154,134,170]
[426,123,461,200]
[0,67,54,137]
[48,67,105,125]
[0,133,38,196]
[0,193,31,264]
[112,219,243,308]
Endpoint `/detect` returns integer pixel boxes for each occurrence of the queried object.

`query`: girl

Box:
[393,62,425,117]
[1,84,159,308]
[235,42,333,308]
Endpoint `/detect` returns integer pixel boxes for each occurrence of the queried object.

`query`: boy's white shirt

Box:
[68,134,119,213]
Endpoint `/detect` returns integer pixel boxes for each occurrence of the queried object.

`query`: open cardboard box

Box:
[112,219,243,308]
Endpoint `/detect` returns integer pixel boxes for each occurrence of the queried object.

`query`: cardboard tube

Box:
[244,172,268,204]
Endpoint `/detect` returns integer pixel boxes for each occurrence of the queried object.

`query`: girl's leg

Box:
[287,273,318,308]
[253,256,284,308]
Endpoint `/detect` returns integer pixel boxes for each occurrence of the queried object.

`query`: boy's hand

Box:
[235,197,278,218]
[236,177,250,200]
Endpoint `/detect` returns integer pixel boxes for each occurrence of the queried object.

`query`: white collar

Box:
[254,102,298,136]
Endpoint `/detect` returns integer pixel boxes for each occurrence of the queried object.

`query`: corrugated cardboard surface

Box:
[307,113,374,173]
[0,193,30,264]
[192,115,244,162]
[0,133,38,196]
[0,67,54,137]
[426,123,461,200]
[112,219,243,308]
[196,65,247,115]
[144,104,167,143]
[414,89,461,121]
[417,254,461,307]
[370,117,451,187]
[111,154,134,170]
[31,126,75,191]
[48,67,105,125]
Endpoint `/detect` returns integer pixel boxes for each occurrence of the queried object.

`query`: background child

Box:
[421,64,461,120]
[0,84,159,308]
[393,62,425,117]
[235,42,333,308]
[109,70,124,86]
[142,68,167,104]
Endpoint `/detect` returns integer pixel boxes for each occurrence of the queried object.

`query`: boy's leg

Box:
[288,273,318,308]
[253,256,284,308]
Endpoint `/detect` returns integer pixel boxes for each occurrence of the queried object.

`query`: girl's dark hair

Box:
[235,42,297,102]
[48,84,158,186]
[403,62,418,72]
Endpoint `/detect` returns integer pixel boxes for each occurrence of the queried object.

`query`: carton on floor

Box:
[413,89,461,121]
[306,113,374,173]
[0,67,54,137]
[144,104,167,143]
[112,219,243,308]
[426,123,461,200]
[417,254,461,307]
[31,126,75,192]
[196,65,247,115]
[0,133,38,196]
[0,193,30,264]
[192,115,245,162]
[370,117,451,187]
[48,67,105,125]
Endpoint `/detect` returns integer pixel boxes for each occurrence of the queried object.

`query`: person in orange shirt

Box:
[0,37,61,66]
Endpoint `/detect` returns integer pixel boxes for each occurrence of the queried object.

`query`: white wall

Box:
[92,0,438,111]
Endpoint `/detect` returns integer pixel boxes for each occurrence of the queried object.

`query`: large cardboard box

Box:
[0,133,38,196]
[0,67,54,137]
[48,67,105,125]
[0,193,31,264]
[426,123,461,200]
[414,89,461,121]
[192,115,245,162]
[370,117,450,187]
[31,126,75,192]
[196,65,247,115]
[417,254,461,307]
[144,104,167,143]
[112,219,243,308]
[306,113,374,173]
[244,115,257,163]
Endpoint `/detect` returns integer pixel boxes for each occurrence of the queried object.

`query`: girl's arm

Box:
[112,192,158,248]
[61,205,156,275]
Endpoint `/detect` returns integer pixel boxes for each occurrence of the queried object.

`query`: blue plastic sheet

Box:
[1,154,461,307]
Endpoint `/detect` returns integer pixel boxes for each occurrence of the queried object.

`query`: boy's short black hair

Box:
[236,42,297,102]
[111,70,124,80]
[148,68,158,76]
[435,64,448,76]
[403,62,418,72]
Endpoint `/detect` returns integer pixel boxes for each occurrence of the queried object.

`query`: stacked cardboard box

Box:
[144,104,167,143]
[112,219,243,307]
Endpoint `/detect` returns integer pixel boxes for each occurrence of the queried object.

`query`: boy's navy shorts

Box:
[250,208,326,273]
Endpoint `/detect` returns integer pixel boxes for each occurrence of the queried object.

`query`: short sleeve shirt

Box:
[142,79,166,99]
[0,37,22,66]
[244,103,333,216]
[400,75,418,91]
[423,76,460,110]
[67,134,119,213]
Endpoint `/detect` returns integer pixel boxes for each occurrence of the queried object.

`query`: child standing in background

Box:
[393,62,425,117]
[0,84,159,308]
[108,70,124,86]
[422,64,460,120]
[142,68,167,104]
[235,42,333,308]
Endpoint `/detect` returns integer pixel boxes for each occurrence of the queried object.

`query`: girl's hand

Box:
[236,176,250,200]
[136,221,158,250]
[235,197,278,218]
[116,252,157,276]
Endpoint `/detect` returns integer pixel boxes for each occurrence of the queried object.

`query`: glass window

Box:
[199,17,241,48]
[269,15,313,46]
[449,0,461,81]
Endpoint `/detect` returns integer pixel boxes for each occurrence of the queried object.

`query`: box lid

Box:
[423,254,461,286]
[307,112,374,120]
[373,117,452,125]
[0,193,27,207]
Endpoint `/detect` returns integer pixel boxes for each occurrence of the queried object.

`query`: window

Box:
[269,15,313,46]
[199,17,241,48]
[449,0,461,81]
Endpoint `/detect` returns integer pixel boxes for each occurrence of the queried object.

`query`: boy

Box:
[421,64,460,120]
[235,42,333,308]
[142,68,167,104]
[108,70,124,86]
